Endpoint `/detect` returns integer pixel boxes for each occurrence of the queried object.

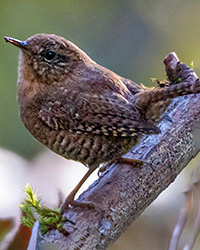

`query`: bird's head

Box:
[4,33,89,84]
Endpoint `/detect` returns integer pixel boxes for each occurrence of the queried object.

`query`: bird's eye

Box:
[44,51,56,61]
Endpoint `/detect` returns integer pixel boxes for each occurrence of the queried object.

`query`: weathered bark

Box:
[29,53,200,250]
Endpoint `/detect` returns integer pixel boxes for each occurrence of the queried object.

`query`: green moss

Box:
[20,184,68,235]
[150,77,158,83]
[177,78,182,83]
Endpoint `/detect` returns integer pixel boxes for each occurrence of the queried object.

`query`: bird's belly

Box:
[48,131,138,166]
[31,123,138,166]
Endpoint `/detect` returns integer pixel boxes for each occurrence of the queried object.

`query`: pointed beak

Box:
[4,36,28,51]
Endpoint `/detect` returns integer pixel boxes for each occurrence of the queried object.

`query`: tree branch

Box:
[29,53,200,250]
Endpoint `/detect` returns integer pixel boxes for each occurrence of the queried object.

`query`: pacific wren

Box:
[4,34,200,213]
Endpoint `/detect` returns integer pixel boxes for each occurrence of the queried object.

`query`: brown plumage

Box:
[4,34,200,213]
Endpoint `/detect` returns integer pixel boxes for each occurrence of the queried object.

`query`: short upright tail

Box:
[134,79,200,109]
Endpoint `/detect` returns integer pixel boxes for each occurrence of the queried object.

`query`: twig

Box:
[184,175,200,250]
[168,173,193,250]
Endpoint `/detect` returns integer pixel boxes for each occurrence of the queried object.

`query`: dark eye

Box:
[44,51,56,61]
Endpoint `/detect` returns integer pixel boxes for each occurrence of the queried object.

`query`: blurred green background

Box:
[1,0,200,249]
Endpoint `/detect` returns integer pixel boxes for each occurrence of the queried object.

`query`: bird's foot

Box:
[98,157,151,175]
[60,197,95,215]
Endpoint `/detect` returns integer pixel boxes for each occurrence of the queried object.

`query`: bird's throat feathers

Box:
[17,51,44,107]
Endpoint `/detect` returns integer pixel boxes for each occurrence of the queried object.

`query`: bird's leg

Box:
[60,167,96,214]
[98,157,146,175]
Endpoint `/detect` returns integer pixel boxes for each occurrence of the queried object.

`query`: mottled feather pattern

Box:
[39,90,161,138]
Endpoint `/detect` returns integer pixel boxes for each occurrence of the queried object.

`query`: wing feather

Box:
[39,92,160,137]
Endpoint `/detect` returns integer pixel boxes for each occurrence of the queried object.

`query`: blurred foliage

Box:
[0,218,13,242]
[6,221,32,250]
[1,0,200,158]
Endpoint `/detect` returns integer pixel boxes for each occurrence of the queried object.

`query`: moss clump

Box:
[20,184,68,235]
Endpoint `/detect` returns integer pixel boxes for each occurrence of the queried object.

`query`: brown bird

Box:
[4,34,200,213]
